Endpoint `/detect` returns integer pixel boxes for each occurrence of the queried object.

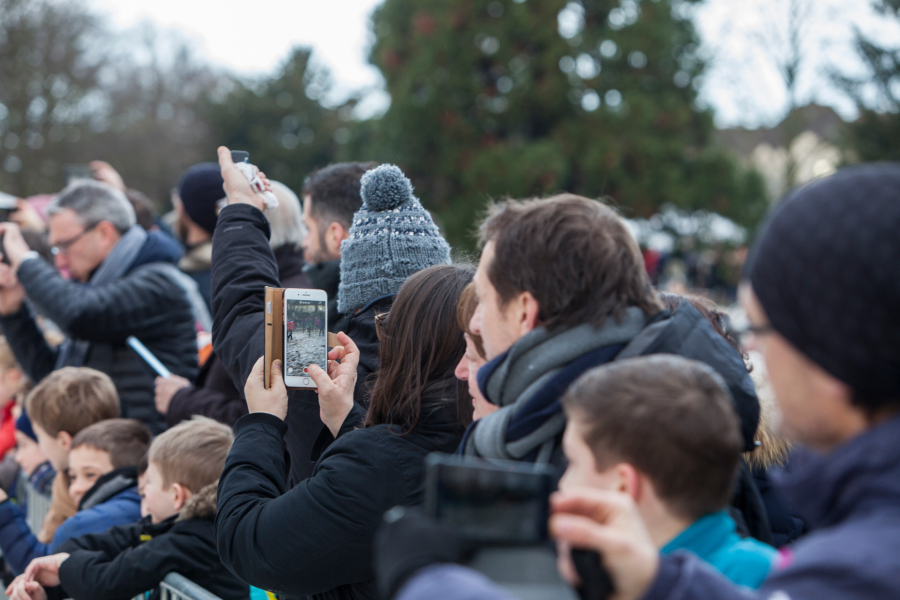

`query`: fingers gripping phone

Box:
[283,289,328,388]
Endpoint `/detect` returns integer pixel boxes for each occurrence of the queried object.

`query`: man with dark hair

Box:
[405,164,900,600]
[211,151,449,486]
[462,194,759,469]
[301,162,376,331]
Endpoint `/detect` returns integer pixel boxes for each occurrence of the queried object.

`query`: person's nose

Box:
[455,355,469,381]
[54,252,67,272]
[470,302,483,336]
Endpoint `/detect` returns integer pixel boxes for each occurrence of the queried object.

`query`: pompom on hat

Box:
[337,165,451,314]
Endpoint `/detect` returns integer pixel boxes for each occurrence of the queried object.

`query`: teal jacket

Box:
[661,511,776,589]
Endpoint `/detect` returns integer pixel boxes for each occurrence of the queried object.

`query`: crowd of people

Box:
[0,145,893,600]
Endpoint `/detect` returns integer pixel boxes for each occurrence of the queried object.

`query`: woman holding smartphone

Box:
[215,264,474,600]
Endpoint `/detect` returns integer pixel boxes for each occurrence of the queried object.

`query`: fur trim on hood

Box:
[177,480,218,522]
[745,356,793,469]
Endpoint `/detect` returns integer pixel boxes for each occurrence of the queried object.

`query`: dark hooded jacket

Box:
[215,382,464,600]
[57,481,249,600]
[166,245,312,428]
[0,230,198,433]
[211,204,389,484]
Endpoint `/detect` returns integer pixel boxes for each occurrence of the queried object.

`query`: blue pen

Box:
[126,336,172,379]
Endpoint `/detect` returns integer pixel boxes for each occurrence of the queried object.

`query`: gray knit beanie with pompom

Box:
[337,164,451,314]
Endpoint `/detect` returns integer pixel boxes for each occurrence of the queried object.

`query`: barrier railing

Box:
[155,573,223,600]
[12,477,223,600]
[16,472,52,535]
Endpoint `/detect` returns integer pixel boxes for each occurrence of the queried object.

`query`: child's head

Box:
[144,417,233,523]
[67,419,151,506]
[0,337,25,403]
[560,355,742,545]
[14,413,46,476]
[25,367,120,471]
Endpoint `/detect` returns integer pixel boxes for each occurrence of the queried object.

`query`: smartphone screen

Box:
[284,294,327,387]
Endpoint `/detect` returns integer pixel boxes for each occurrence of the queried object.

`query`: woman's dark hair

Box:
[366,264,475,432]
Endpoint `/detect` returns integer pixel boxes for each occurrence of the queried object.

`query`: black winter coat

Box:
[0,237,198,433]
[57,483,248,600]
[216,393,464,600]
[211,204,389,484]
[167,244,313,428]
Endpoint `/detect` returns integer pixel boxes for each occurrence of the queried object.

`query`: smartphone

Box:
[423,453,556,545]
[283,288,328,388]
[231,150,249,164]
[63,164,93,186]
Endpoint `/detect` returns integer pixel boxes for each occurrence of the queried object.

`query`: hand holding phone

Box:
[306,331,359,437]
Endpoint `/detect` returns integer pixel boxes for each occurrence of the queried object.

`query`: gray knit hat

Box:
[337,164,451,314]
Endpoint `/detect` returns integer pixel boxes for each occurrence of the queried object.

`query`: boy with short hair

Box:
[558,354,775,588]
[0,367,122,573]
[11,417,249,600]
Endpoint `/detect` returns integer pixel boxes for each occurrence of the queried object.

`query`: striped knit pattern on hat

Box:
[337,164,451,314]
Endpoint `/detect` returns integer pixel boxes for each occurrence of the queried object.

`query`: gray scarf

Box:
[55,226,149,369]
[466,307,648,463]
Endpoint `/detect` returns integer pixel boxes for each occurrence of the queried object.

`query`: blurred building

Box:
[716,104,849,201]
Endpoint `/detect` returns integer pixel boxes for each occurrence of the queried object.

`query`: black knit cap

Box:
[747,163,900,402]
[177,163,225,235]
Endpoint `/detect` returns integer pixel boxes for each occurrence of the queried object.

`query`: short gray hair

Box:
[48,181,136,234]
[268,181,306,251]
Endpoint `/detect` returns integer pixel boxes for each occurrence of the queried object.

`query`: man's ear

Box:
[615,463,642,503]
[171,483,193,512]
[325,222,350,257]
[95,220,122,250]
[518,291,541,336]
[56,431,73,452]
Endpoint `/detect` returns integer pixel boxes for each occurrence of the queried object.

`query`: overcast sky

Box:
[89,0,897,128]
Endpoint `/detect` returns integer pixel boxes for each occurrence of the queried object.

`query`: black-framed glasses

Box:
[374,312,389,340]
[50,222,99,256]
[745,324,775,336]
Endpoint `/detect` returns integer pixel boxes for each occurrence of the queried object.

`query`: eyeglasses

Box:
[744,324,775,336]
[374,312,389,340]
[50,222,99,256]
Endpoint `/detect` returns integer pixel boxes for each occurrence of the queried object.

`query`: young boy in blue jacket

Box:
[0,368,124,574]
[0,415,147,573]
[555,355,776,589]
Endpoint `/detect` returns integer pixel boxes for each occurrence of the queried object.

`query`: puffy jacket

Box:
[215,383,465,600]
[0,467,141,574]
[0,231,198,433]
[211,204,389,484]
[57,482,248,600]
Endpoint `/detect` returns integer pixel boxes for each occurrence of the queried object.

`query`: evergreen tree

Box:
[360,0,766,247]
[838,0,900,162]
[204,48,344,196]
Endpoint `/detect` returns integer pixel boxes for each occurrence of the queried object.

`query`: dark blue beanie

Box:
[16,411,36,442]
[177,163,225,235]
[747,163,900,402]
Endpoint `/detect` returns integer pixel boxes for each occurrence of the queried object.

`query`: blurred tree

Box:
[361,0,766,248]
[204,48,345,196]
[837,0,900,162]
[0,0,106,196]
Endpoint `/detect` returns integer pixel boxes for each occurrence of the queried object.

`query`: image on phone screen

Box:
[284,298,327,379]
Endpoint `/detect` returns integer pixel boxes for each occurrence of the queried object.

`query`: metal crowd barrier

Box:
[16,472,52,535]
[12,476,222,600]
